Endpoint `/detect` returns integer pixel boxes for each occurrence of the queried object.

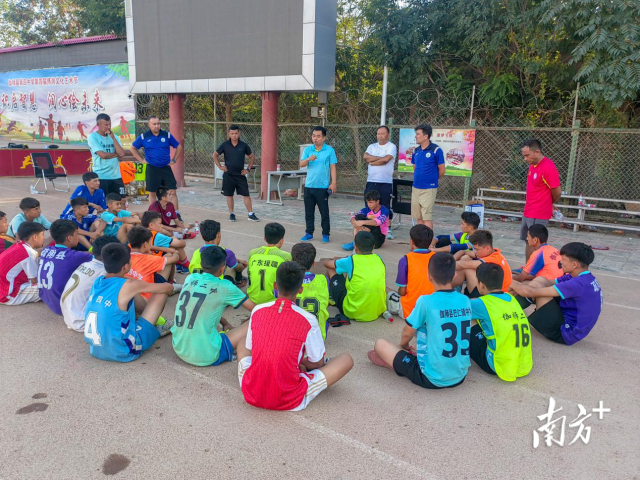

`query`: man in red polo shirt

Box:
[521,139,561,261]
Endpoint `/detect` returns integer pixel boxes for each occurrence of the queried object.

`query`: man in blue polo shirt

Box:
[130,116,184,212]
[410,123,445,230]
[300,126,338,243]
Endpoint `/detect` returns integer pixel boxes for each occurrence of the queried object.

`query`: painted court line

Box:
[604,302,640,312]
[158,356,431,479]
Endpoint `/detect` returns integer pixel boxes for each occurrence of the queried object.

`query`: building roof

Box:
[0,34,120,55]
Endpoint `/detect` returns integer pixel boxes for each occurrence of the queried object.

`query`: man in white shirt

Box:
[363,126,397,238]
[59,235,119,331]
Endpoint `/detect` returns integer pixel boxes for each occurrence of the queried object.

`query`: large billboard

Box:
[0,64,135,147]
[126,0,337,94]
[398,128,476,177]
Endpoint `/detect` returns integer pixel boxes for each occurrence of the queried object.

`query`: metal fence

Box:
[135,92,640,206]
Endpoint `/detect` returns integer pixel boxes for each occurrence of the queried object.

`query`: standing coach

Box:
[130,116,184,213]
[87,113,127,196]
[410,123,445,230]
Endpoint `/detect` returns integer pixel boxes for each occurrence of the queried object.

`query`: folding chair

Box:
[391,178,413,230]
[30,152,70,194]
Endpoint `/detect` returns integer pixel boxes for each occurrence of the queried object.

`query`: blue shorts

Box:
[154,273,168,283]
[211,333,233,366]
[136,317,160,352]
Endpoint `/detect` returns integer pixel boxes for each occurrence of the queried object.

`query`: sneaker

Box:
[322,235,330,243]
[367,350,393,370]
[176,264,189,274]
[387,230,395,240]
[248,213,260,222]
[300,233,313,241]
[156,317,174,337]
[341,241,355,251]
[229,213,236,222]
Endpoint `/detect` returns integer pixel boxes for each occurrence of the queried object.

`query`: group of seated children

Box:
[0,186,604,409]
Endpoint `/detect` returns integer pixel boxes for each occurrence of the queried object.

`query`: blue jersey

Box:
[406,290,472,387]
[60,185,107,217]
[83,276,159,362]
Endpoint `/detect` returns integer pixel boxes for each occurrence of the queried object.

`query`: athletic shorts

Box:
[528,298,567,344]
[469,324,497,376]
[520,217,549,241]
[211,333,233,366]
[100,178,126,197]
[392,350,466,389]
[136,317,161,352]
[411,187,438,221]
[146,165,177,192]
[0,283,40,306]
[329,274,348,316]
[222,173,250,197]
[354,214,386,248]
[237,356,328,411]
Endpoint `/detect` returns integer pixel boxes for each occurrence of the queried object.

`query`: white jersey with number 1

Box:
[60,259,106,332]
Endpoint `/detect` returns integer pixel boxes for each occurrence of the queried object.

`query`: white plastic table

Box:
[266,170,306,205]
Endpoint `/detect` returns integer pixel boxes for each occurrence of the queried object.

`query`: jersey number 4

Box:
[175,291,207,329]
[84,311,102,345]
[441,321,471,357]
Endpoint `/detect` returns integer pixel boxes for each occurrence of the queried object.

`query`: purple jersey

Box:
[38,245,92,315]
[553,271,603,345]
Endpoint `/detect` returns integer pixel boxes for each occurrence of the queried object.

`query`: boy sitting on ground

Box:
[61,197,106,251]
[60,235,120,332]
[83,243,173,362]
[291,242,330,341]
[247,222,292,305]
[7,197,52,241]
[60,171,107,217]
[470,263,532,381]
[0,211,15,254]
[369,252,471,389]
[125,226,181,299]
[322,231,386,322]
[172,245,256,367]
[237,261,354,411]
[512,224,562,282]
[0,222,45,306]
[141,211,190,274]
[342,190,390,251]
[189,219,247,286]
[511,242,602,346]
[100,193,141,243]
[148,187,193,237]
[38,219,93,315]
[453,230,512,298]
[431,211,480,254]
[391,224,435,320]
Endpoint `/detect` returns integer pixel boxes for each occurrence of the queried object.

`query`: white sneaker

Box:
[156,317,174,337]
[387,230,395,240]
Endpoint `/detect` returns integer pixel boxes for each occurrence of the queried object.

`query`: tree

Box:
[3,0,85,45]
[76,0,125,38]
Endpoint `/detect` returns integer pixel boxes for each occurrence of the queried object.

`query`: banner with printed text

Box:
[398,128,476,177]
[0,64,135,147]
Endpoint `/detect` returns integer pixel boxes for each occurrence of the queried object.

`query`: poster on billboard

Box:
[398,128,476,177]
[0,64,135,148]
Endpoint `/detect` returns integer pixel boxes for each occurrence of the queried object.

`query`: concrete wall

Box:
[0,40,128,73]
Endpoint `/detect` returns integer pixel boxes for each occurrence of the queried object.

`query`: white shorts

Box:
[1,283,40,306]
[238,356,328,412]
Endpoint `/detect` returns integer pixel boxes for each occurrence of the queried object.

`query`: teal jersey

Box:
[171,273,248,366]
[407,290,472,387]
[101,210,132,236]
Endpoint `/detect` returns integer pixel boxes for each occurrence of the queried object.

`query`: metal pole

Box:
[566,119,581,195]
[469,85,476,125]
[213,94,217,148]
[572,82,580,127]
[380,65,388,126]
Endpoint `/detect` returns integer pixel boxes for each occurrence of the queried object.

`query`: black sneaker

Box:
[248,213,260,222]
[229,213,236,222]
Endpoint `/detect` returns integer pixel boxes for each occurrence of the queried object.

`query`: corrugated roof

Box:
[0,34,120,55]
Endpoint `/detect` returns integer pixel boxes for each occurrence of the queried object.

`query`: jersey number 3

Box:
[441,321,470,357]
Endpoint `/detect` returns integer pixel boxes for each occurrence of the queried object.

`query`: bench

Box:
[474,188,640,233]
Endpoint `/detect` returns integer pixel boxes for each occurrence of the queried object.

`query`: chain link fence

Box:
[135,91,640,209]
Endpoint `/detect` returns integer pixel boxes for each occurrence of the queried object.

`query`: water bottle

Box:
[578,194,584,206]
[194,221,200,235]
[383,311,394,323]
[553,209,564,220]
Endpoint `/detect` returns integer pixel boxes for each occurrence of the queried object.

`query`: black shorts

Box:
[354,214,386,248]
[469,324,497,376]
[222,173,250,197]
[146,164,177,192]
[392,350,466,389]
[329,274,348,316]
[100,178,126,197]
[464,286,481,299]
[435,236,452,248]
[528,298,567,344]
[520,217,549,241]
